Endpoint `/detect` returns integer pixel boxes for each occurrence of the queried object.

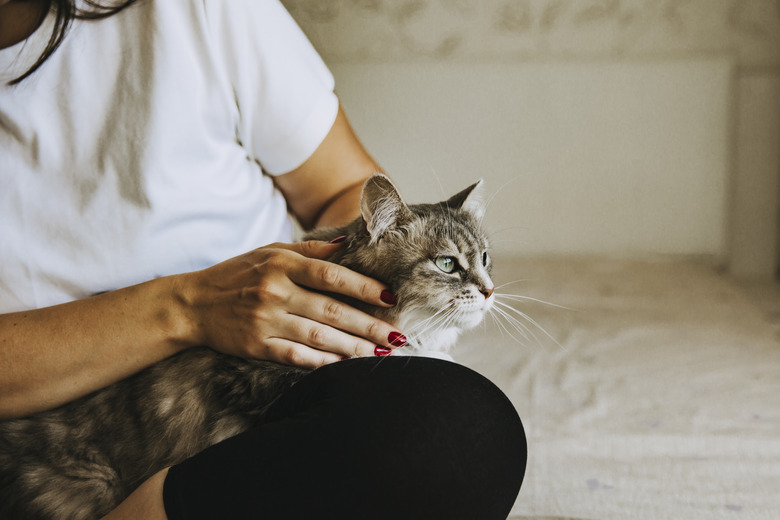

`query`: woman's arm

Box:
[0,104,400,420]
[101,468,170,520]
[0,276,189,419]
[274,104,383,230]
[98,104,396,520]
[99,104,394,520]
[0,241,400,419]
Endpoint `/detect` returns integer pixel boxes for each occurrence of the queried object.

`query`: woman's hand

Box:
[0,104,391,417]
[178,240,405,368]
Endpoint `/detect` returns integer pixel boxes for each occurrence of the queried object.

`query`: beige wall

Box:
[283,0,780,277]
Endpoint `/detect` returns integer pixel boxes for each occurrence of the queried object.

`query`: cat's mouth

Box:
[394,297,492,349]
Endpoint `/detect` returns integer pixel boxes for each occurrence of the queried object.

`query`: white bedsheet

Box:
[456,258,780,520]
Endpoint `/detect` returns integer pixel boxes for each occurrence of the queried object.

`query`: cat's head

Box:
[333,174,494,356]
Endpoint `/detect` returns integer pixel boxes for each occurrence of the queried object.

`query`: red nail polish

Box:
[380,290,397,305]
[374,346,392,357]
[388,331,407,347]
[328,235,347,244]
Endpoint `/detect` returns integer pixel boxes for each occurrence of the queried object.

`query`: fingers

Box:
[274,241,395,308]
[249,272,405,363]
[263,338,344,369]
[272,240,340,261]
[285,291,405,357]
[261,321,392,370]
[255,294,400,367]
[200,241,406,369]
[295,257,394,307]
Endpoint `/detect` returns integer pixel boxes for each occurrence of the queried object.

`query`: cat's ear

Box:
[446,179,485,219]
[360,173,412,242]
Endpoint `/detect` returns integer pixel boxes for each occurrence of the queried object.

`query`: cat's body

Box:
[0,349,308,519]
[0,174,495,519]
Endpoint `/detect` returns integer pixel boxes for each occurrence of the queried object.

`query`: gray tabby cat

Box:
[0,174,495,519]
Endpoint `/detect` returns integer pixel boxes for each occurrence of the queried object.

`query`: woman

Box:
[0,1,526,518]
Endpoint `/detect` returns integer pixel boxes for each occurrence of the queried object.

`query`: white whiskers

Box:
[395,287,569,356]
[486,291,570,352]
[399,303,463,352]
[479,177,516,229]
[495,293,574,311]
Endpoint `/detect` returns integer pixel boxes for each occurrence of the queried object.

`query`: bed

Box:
[456,257,780,520]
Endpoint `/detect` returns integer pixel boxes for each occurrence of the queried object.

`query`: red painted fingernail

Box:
[374,346,392,357]
[328,235,347,244]
[380,290,397,305]
[388,331,407,347]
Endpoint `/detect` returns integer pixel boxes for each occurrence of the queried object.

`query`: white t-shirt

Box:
[0,0,339,313]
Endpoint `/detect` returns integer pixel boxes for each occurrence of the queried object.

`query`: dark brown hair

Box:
[10,0,138,85]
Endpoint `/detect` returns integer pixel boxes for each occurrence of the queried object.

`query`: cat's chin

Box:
[420,326,461,350]
[395,307,487,355]
[457,310,487,330]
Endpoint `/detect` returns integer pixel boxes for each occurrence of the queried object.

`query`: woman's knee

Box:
[170,357,528,520]
[293,357,528,518]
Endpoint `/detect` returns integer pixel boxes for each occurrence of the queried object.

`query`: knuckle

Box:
[283,346,307,367]
[365,319,380,340]
[250,307,273,326]
[260,249,293,270]
[307,326,329,348]
[318,263,343,288]
[323,300,344,322]
[254,280,286,303]
[298,240,318,257]
[263,254,287,271]
[357,280,375,302]
[352,339,368,358]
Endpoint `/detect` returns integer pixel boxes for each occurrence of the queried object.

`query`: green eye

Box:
[435,256,457,273]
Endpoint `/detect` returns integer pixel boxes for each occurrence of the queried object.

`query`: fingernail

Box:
[388,331,407,347]
[374,346,392,357]
[380,290,397,305]
[340,356,350,361]
[328,235,347,244]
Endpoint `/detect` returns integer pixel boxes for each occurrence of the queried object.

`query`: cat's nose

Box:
[481,287,494,299]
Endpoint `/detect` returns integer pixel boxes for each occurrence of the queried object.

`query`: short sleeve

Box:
[205,0,338,175]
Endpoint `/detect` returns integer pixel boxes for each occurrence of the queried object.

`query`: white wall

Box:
[731,73,780,277]
[283,0,780,275]
[330,59,732,260]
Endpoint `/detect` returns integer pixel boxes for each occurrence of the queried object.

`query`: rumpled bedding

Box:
[457,258,780,520]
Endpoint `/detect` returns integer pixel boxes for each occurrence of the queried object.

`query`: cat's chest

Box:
[395,310,461,359]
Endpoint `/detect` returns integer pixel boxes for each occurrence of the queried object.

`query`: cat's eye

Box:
[482,252,489,266]
[435,256,457,273]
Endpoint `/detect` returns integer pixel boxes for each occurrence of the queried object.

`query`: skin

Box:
[1,3,401,517]
[0,0,47,50]
[0,105,399,419]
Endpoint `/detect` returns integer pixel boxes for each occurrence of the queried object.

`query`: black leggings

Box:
[162,356,526,519]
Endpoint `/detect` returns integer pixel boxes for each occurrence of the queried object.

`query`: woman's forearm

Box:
[0,275,192,419]
[274,104,384,230]
[0,240,403,419]
[101,468,169,520]
[313,180,365,229]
